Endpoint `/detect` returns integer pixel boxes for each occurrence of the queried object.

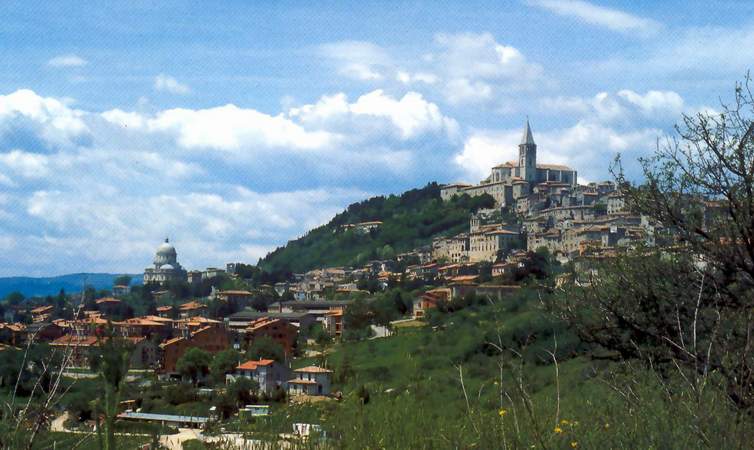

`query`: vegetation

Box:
[259,183,495,275]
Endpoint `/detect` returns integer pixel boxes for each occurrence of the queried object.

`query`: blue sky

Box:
[0,0,752,276]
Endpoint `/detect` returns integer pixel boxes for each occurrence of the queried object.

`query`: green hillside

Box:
[258,182,495,275]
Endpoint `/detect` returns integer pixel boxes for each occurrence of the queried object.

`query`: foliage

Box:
[245,336,285,362]
[259,183,495,275]
[209,349,241,385]
[177,348,213,385]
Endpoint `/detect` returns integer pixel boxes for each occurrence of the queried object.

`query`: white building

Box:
[288,366,332,396]
[143,238,187,285]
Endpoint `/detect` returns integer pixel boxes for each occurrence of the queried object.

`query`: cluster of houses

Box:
[0,294,338,399]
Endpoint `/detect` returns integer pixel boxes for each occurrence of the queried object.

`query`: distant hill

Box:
[0,273,143,299]
[258,182,496,275]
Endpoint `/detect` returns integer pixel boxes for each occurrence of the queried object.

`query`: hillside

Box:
[258,182,495,275]
[0,273,142,298]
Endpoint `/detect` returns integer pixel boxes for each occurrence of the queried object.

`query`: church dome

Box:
[153,238,178,266]
[160,263,175,270]
[156,239,176,256]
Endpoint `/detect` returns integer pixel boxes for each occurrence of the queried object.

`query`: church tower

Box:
[518,119,537,183]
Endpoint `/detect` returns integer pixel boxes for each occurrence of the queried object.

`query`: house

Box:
[325,309,343,337]
[413,288,450,318]
[245,318,298,355]
[215,290,253,304]
[50,335,155,368]
[179,301,207,318]
[159,325,230,374]
[0,323,26,346]
[95,297,124,317]
[226,359,290,395]
[114,317,172,340]
[112,284,131,297]
[226,309,315,334]
[30,305,54,323]
[24,321,65,343]
[491,262,516,278]
[156,305,174,318]
[288,366,332,397]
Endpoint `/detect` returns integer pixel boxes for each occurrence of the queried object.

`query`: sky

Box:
[0,0,752,276]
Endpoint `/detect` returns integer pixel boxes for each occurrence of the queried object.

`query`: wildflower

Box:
[604,423,610,430]
[498,408,508,417]
[554,426,563,434]
[560,419,569,425]
[570,442,578,448]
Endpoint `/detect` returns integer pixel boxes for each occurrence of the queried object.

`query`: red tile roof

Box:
[237,359,275,370]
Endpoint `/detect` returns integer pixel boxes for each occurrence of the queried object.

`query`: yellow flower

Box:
[498,408,508,417]
[560,419,570,425]
[554,426,563,434]
[604,423,610,430]
[570,442,578,448]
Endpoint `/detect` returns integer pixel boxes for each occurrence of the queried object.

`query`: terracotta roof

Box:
[51,335,99,347]
[237,359,275,370]
[156,306,173,312]
[218,290,253,296]
[179,301,205,311]
[95,297,121,304]
[449,275,479,283]
[294,366,332,374]
[160,336,184,348]
[31,305,54,314]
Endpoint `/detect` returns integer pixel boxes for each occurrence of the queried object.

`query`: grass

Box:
[32,432,150,450]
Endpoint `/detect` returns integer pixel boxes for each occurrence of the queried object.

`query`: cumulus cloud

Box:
[528,0,661,37]
[289,89,459,140]
[319,33,547,107]
[154,74,191,95]
[47,54,88,68]
[539,89,685,123]
[0,88,462,275]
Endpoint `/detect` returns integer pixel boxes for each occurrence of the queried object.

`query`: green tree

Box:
[209,349,240,385]
[113,275,132,286]
[176,348,212,385]
[245,336,285,362]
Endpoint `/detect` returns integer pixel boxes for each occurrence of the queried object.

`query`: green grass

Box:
[32,432,150,450]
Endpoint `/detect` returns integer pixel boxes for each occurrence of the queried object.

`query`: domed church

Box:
[143,238,188,285]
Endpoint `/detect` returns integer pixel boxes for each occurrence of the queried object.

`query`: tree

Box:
[5,291,24,306]
[245,336,285,362]
[91,336,132,450]
[554,77,754,410]
[113,275,132,286]
[176,348,212,385]
[210,349,240,385]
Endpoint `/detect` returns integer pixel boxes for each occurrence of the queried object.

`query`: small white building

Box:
[288,366,333,397]
[226,359,289,395]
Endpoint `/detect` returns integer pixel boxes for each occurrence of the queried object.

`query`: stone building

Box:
[143,238,187,286]
[441,120,578,207]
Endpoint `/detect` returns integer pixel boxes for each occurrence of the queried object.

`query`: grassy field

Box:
[252,292,753,449]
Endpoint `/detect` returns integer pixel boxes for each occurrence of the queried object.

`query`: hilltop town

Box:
[0,120,737,449]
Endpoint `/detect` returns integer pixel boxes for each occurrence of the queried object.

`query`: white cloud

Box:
[289,89,459,140]
[433,32,547,104]
[616,89,684,117]
[0,89,89,146]
[0,150,49,178]
[47,54,88,68]
[444,78,493,105]
[396,71,438,85]
[528,0,661,36]
[154,74,191,95]
[318,41,391,81]
[147,104,337,151]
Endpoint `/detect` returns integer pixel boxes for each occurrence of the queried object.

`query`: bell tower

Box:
[518,119,537,183]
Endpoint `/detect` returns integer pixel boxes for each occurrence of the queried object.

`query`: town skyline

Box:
[1,0,752,276]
